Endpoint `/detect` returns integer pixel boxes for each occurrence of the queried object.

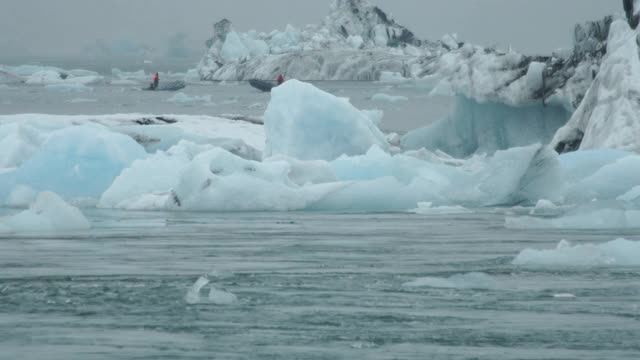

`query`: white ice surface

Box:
[513,239,640,267]
[552,20,640,153]
[411,202,473,215]
[0,191,90,234]
[403,272,498,289]
[371,93,409,103]
[264,80,388,161]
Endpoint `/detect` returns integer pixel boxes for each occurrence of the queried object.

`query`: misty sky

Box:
[0,0,621,59]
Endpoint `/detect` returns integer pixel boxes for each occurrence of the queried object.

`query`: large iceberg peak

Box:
[206,18,233,48]
[327,0,420,47]
[573,16,613,59]
[552,19,640,154]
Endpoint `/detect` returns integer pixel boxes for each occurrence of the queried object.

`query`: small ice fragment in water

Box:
[553,293,577,298]
[403,272,497,289]
[185,276,210,305]
[185,272,238,305]
[208,287,238,305]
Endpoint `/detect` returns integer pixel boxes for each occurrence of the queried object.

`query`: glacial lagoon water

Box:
[0,210,638,360]
[0,80,452,134]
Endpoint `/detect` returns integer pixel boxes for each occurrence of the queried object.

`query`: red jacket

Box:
[277,75,285,85]
[153,73,159,81]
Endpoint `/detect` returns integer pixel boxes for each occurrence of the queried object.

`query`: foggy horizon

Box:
[0,0,622,62]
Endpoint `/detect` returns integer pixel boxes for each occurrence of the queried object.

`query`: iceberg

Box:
[194,0,615,121]
[197,0,421,81]
[263,80,388,161]
[553,20,640,154]
[402,96,570,158]
[167,147,340,212]
[0,191,90,234]
[0,124,147,200]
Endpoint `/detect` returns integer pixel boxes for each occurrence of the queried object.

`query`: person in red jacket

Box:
[151,73,159,90]
[276,74,285,85]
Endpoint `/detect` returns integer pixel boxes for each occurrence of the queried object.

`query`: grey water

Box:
[0,81,451,134]
[0,210,638,360]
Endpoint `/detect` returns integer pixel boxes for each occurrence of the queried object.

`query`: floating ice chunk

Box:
[513,239,640,267]
[565,154,640,203]
[166,92,212,105]
[45,84,93,93]
[263,155,336,186]
[0,191,90,234]
[0,124,147,199]
[264,80,388,161]
[67,98,97,103]
[5,185,37,208]
[185,275,210,305]
[371,93,408,102]
[99,141,213,210]
[0,123,45,169]
[65,76,104,86]
[25,70,66,85]
[558,149,631,184]
[506,207,640,230]
[402,96,569,158]
[403,272,497,289]
[168,147,341,211]
[553,293,577,299]
[530,199,560,216]
[185,273,237,305]
[208,287,238,305]
[411,202,472,215]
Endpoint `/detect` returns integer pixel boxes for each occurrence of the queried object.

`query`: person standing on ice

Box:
[276,74,285,85]
[151,72,159,90]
